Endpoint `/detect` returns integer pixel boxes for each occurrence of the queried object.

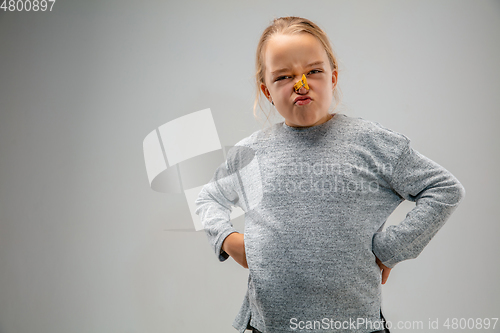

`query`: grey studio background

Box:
[0,0,499,332]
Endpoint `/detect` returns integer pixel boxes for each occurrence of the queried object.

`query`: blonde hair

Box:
[253,16,343,127]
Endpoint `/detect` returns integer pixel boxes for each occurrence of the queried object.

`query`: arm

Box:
[195,160,241,262]
[372,143,466,269]
[195,142,258,266]
[196,178,248,268]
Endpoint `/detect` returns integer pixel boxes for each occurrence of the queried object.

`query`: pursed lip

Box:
[294,96,312,104]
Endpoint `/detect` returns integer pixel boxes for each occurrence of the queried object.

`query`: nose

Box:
[296,86,308,94]
[293,74,309,94]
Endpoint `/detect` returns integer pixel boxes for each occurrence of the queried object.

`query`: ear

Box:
[331,70,338,89]
[260,83,272,102]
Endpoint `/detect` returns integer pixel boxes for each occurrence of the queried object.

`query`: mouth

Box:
[294,96,312,106]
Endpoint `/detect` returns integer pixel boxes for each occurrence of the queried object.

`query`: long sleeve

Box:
[194,158,242,262]
[372,142,466,268]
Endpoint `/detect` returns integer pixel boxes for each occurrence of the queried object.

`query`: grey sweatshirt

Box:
[195,113,465,333]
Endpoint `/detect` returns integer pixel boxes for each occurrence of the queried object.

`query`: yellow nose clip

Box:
[293,74,309,92]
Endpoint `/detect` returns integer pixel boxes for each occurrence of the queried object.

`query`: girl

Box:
[195,16,465,333]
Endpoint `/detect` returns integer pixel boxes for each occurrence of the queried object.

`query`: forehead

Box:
[263,33,328,72]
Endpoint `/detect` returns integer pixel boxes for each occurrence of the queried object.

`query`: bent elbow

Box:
[456,181,466,204]
[447,178,466,206]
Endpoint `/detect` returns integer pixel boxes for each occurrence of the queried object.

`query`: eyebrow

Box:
[271,61,325,75]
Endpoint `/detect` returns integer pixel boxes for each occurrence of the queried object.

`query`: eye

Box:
[275,76,290,82]
[308,69,322,75]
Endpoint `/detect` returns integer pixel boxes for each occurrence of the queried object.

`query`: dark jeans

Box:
[247,310,391,333]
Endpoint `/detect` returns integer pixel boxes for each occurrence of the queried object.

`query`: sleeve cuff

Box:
[214,228,239,262]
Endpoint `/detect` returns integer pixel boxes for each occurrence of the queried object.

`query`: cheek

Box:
[282,81,295,92]
[310,77,331,90]
[315,87,333,105]
[319,79,334,94]
[275,84,293,99]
